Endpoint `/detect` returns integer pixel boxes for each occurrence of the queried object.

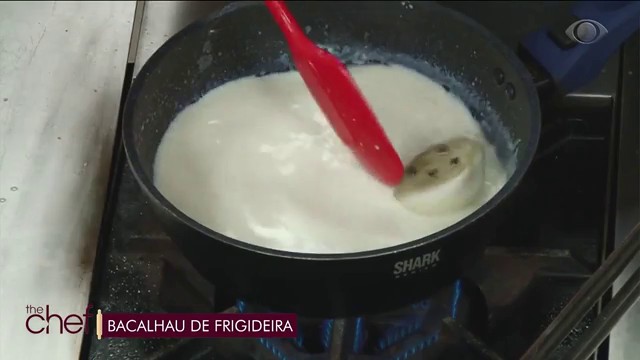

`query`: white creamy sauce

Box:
[154,64,507,254]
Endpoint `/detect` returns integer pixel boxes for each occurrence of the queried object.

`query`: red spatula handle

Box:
[264,1,304,43]
[265,1,405,186]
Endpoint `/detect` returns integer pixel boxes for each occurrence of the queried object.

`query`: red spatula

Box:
[264,0,405,186]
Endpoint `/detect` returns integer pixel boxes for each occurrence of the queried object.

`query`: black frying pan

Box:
[122,1,639,317]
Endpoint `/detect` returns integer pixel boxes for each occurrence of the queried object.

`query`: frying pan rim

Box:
[122,0,541,261]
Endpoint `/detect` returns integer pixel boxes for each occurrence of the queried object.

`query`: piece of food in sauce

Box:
[394,137,486,215]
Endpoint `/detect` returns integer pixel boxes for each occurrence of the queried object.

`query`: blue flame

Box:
[376,280,464,354]
[376,301,430,351]
[376,315,424,351]
[259,338,289,360]
[295,330,304,349]
[238,300,296,358]
[450,280,462,320]
[353,317,366,353]
[321,319,334,350]
[321,318,366,353]
[236,299,246,313]
[392,332,439,360]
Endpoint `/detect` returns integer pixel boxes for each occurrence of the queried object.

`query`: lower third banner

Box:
[96,311,297,339]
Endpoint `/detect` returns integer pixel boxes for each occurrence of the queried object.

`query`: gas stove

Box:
[82,80,613,360]
[82,2,639,360]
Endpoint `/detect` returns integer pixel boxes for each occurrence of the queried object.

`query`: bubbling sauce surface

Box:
[154,64,507,253]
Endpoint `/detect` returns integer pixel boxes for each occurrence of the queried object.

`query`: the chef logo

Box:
[26,307,296,339]
[25,304,100,337]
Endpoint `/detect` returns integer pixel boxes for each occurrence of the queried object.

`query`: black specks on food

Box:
[405,165,417,176]
[450,157,460,165]
[435,144,449,154]
[427,169,438,177]
[3,98,7,102]
[93,89,98,93]
[57,136,61,140]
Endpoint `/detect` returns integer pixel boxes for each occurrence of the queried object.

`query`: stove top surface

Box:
[84,2,631,359]
[84,93,615,360]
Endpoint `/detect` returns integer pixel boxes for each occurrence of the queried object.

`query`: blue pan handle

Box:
[520,1,640,94]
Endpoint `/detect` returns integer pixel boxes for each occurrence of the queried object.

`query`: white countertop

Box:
[0,2,136,359]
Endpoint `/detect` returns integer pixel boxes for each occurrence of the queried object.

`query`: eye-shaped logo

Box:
[565,19,608,44]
